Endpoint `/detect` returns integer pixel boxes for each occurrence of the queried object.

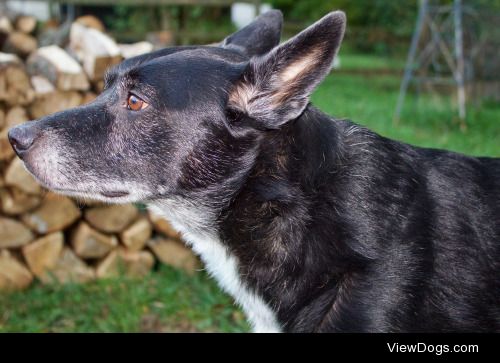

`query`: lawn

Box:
[315,52,499,158]
[0,51,498,333]
[0,265,249,332]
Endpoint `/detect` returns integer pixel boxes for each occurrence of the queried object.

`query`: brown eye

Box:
[127,94,148,111]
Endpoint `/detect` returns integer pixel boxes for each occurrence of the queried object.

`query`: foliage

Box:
[271,0,418,53]
[104,5,234,43]
[312,52,499,157]
[272,0,414,31]
[271,0,500,54]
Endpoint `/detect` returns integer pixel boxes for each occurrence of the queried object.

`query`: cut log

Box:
[22,232,63,279]
[148,210,181,239]
[96,248,154,279]
[5,106,28,128]
[1,106,29,158]
[0,53,35,106]
[71,221,118,259]
[147,238,199,275]
[0,107,8,160]
[0,16,13,34]
[0,216,34,248]
[84,204,138,233]
[39,247,94,284]
[72,196,102,207]
[81,92,97,105]
[30,75,55,96]
[3,31,38,57]
[29,89,82,119]
[0,128,14,160]
[21,193,81,234]
[0,106,4,129]
[93,79,105,93]
[0,52,21,65]
[69,22,121,81]
[119,217,152,251]
[0,250,33,291]
[27,45,90,91]
[119,41,154,59]
[75,15,105,32]
[0,187,42,215]
[96,250,119,279]
[38,20,71,48]
[0,107,29,159]
[4,157,42,195]
[14,15,37,35]
[120,249,155,277]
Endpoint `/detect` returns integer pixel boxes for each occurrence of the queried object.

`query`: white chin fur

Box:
[149,197,282,333]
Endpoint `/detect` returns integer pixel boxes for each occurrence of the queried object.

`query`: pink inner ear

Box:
[278,47,323,84]
[228,80,260,114]
[227,11,346,127]
[228,45,326,120]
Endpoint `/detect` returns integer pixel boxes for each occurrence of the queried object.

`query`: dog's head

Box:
[8,11,345,205]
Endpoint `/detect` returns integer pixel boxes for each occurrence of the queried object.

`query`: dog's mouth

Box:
[51,187,130,199]
[20,156,138,203]
[49,186,135,203]
[99,190,130,198]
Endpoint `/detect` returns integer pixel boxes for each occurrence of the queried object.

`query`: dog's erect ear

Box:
[221,10,283,57]
[228,11,346,129]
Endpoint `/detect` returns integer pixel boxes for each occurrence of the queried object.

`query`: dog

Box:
[8,10,500,332]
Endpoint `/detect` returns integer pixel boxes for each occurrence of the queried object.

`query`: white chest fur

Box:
[149,201,281,333]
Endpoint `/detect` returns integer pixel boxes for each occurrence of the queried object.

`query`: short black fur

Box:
[8,10,499,332]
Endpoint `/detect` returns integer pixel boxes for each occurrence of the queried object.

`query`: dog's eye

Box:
[126,94,148,111]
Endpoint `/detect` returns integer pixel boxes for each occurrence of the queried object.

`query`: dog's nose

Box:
[8,124,40,158]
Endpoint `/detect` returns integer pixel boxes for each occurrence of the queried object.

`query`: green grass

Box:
[313,52,499,157]
[0,52,498,333]
[0,266,249,333]
[338,52,406,72]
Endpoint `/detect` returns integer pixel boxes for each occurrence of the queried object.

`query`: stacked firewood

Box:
[0,14,197,291]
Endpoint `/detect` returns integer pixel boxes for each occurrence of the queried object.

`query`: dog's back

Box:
[221,107,500,332]
[333,118,500,332]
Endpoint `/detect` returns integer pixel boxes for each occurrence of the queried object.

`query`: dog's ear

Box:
[228,11,346,129]
[221,10,283,57]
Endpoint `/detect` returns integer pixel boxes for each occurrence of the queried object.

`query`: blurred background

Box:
[0,0,498,332]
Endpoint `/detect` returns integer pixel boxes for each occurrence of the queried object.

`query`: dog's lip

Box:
[20,161,131,199]
[50,187,130,199]
[99,190,130,198]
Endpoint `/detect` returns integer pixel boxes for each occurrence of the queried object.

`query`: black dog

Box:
[8,11,499,332]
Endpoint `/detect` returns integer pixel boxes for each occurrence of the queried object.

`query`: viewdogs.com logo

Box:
[387,342,479,355]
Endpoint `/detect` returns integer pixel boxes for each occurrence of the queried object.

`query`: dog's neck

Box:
[148,196,283,332]
[150,105,344,234]
[148,106,356,332]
